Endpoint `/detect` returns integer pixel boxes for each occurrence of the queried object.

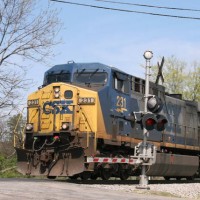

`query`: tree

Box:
[0,117,8,142]
[151,56,200,102]
[7,113,26,144]
[0,0,61,116]
[0,113,25,156]
[184,62,200,101]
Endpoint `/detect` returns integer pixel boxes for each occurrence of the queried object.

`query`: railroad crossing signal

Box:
[140,96,168,132]
[141,113,157,131]
[155,56,165,85]
[147,96,163,113]
[141,113,168,132]
[156,114,168,131]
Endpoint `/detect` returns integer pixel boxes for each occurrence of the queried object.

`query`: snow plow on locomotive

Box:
[15,62,200,180]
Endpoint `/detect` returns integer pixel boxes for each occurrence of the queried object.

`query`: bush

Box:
[0,153,23,178]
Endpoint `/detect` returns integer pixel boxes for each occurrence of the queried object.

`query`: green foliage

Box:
[0,154,23,178]
[184,62,200,101]
[7,114,26,134]
[151,56,200,101]
[7,113,25,147]
[0,113,26,178]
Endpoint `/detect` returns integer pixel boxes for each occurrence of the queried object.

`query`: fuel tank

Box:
[147,153,199,177]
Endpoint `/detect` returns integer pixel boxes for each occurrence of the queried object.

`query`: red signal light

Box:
[156,115,168,131]
[142,113,157,131]
[146,118,155,126]
[140,113,168,131]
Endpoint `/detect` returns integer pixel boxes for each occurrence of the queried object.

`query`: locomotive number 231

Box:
[116,96,127,113]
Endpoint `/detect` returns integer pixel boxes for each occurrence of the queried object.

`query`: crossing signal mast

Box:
[137,51,168,189]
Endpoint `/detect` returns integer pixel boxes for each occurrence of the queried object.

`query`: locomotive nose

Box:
[27,84,78,134]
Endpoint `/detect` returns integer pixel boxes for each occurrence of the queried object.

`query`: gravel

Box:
[150,183,200,199]
[87,183,200,199]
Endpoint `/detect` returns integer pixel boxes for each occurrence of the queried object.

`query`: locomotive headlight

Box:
[61,122,69,130]
[26,123,33,131]
[54,87,60,93]
[78,97,95,105]
[53,87,60,98]
[54,92,60,98]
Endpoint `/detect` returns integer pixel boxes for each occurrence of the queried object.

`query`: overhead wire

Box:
[50,0,200,20]
[95,0,200,12]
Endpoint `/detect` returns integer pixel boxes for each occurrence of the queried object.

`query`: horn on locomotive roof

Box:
[155,56,165,85]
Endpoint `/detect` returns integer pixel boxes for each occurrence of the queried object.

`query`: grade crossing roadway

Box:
[0,178,182,200]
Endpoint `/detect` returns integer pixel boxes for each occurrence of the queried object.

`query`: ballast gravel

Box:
[150,183,200,199]
[87,183,200,199]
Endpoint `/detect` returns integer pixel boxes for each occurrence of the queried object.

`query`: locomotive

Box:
[16,61,200,180]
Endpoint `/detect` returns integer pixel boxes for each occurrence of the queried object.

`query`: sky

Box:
[26,0,200,98]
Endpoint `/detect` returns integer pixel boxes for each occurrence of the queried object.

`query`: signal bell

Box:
[147,96,163,113]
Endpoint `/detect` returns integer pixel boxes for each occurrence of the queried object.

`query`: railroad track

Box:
[66,178,200,185]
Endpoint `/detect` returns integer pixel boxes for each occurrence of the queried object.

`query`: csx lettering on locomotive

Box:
[43,100,73,114]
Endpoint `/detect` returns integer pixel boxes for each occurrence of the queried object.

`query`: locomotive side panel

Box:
[184,101,199,148]
[162,96,185,148]
[162,96,199,151]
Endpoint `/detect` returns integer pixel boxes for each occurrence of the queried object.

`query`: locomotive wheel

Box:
[186,176,194,181]
[47,176,56,179]
[90,173,98,180]
[164,176,170,181]
[118,163,131,180]
[119,170,129,180]
[101,168,111,180]
[80,172,91,180]
[69,174,79,180]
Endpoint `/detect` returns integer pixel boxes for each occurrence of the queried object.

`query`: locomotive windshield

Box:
[45,73,71,84]
[73,71,107,85]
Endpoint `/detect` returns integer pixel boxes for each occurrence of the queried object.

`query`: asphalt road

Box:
[0,178,181,200]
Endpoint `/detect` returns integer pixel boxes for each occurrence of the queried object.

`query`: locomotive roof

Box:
[44,62,129,75]
[44,62,166,93]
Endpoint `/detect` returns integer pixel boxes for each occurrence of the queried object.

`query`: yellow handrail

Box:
[79,106,94,148]
[13,107,26,148]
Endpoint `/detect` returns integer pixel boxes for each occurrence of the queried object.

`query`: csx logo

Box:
[43,100,73,115]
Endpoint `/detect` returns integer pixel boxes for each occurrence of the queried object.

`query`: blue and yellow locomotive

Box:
[16,62,200,180]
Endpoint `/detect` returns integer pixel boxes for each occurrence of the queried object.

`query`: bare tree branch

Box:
[0,0,61,116]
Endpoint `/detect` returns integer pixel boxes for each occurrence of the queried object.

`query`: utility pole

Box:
[137,50,153,189]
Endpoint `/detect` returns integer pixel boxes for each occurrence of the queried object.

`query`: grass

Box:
[0,153,24,178]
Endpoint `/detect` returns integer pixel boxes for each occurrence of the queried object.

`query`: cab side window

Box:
[134,78,140,92]
[130,76,145,94]
[113,72,129,94]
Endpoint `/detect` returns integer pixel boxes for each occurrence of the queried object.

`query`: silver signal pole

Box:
[137,50,153,189]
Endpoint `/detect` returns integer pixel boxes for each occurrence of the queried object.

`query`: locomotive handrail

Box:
[78,106,93,132]
[78,106,94,148]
